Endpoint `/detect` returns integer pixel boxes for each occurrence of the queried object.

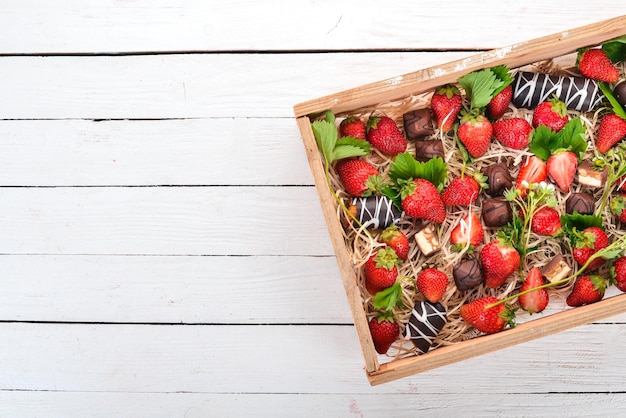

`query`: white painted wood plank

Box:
[0,186,332,256]
[0,52,471,119]
[0,1,622,53]
[1,391,624,418]
[0,118,312,186]
[0,255,350,324]
[2,322,626,394]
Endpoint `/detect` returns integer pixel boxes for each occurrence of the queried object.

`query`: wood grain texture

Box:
[0,186,332,256]
[0,1,622,53]
[0,118,313,186]
[0,52,470,119]
[3,322,626,394]
[0,255,350,324]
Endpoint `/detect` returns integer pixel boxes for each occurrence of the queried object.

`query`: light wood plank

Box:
[0,52,470,119]
[0,1,622,53]
[1,391,624,418]
[0,255,350,324]
[0,186,332,256]
[3,322,626,394]
[0,118,313,186]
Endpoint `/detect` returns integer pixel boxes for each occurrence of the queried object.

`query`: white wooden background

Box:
[2,2,626,417]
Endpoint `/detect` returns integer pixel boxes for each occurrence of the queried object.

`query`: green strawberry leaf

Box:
[490,64,514,96]
[311,111,372,164]
[388,152,447,191]
[598,81,626,121]
[561,213,603,238]
[528,125,557,161]
[333,136,371,160]
[380,184,402,210]
[457,68,504,110]
[602,35,626,63]
[372,281,404,311]
[528,118,588,161]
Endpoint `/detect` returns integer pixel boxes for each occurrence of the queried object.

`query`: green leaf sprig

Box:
[591,143,626,215]
[311,110,371,166]
[528,117,588,162]
[457,65,512,111]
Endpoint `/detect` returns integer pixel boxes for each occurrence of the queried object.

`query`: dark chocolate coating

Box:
[614,82,626,109]
[512,71,604,112]
[565,192,595,215]
[414,140,444,162]
[481,162,513,196]
[453,258,483,291]
[404,300,447,354]
[482,197,513,227]
[351,196,402,229]
[403,108,435,140]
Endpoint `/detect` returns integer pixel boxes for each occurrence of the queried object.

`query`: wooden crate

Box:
[294,15,626,385]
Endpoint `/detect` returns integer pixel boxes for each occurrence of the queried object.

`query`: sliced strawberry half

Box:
[515,155,547,197]
[546,150,578,193]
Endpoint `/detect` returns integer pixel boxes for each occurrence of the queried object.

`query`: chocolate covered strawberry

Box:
[457,111,492,158]
[577,48,620,83]
[571,226,609,272]
[364,248,400,295]
[400,178,446,223]
[335,159,381,197]
[566,275,606,307]
[480,240,521,288]
[368,312,399,354]
[596,113,626,153]
[450,211,484,247]
[339,116,366,139]
[518,267,549,314]
[492,117,532,150]
[380,225,409,261]
[460,296,514,334]
[366,115,407,155]
[431,84,462,132]
[532,97,568,132]
[416,267,448,303]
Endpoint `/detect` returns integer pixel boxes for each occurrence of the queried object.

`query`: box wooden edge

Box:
[295,115,380,373]
[367,293,626,385]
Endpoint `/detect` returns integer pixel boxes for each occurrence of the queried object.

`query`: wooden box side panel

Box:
[296,116,379,373]
[294,15,626,118]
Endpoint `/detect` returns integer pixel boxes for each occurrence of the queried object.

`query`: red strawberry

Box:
[450,211,484,247]
[480,240,521,288]
[546,150,578,193]
[460,296,514,334]
[566,275,606,307]
[532,97,568,132]
[339,116,366,139]
[441,176,480,206]
[531,206,561,236]
[366,115,407,155]
[487,84,513,120]
[335,159,380,197]
[610,194,626,223]
[457,112,493,158]
[515,155,547,197]
[611,256,626,293]
[380,225,409,261]
[363,248,400,295]
[400,178,446,223]
[577,48,620,83]
[492,117,532,150]
[368,312,400,354]
[571,226,609,272]
[431,84,462,132]
[518,267,549,314]
[416,267,448,303]
[596,113,626,153]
